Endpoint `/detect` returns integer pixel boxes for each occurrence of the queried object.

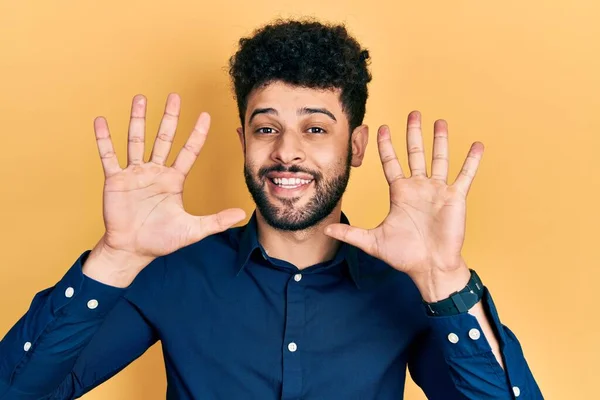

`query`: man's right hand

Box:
[83,93,246,287]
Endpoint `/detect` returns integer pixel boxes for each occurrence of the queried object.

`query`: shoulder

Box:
[356,250,428,324]
[167,226,243,267]
[356,251,417,294]
[124,227,242,302]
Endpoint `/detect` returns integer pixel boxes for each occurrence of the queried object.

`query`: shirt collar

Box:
[235,211,361,288]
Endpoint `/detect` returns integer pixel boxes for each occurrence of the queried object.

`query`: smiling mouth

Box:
[269,177,314,190]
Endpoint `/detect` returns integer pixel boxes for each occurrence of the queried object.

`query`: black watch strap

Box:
[423,269,484,316]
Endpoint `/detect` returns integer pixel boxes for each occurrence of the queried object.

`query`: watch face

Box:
[426,271,483,316]
[458,291,480,312]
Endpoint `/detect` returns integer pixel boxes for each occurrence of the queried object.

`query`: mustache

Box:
[257,164,322,181]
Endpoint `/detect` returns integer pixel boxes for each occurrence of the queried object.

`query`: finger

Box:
[453,142,484,196]
[377,125,405,184]
[94,117,122,178]
[150,93,181,165]
[172,112,211,176]
[431,119,449,182]
[406,111,427,177]
[127,95,147,166]
[324,224,377,255]
[190,208,247,243]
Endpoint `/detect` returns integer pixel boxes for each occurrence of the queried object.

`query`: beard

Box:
[244,145,352,232]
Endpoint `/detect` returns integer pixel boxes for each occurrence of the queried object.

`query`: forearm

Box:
[409,259,543,398]
[468,301,504,368]
[0,251,124,397]
[412,259,503,367]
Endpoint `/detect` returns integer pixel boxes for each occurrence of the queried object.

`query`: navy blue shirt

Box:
[0,213,542,399]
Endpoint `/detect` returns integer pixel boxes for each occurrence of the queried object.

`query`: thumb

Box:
[190,208,247,243]
[324,223,376,255]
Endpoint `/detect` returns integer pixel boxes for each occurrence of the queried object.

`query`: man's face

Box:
[239,81,366,231]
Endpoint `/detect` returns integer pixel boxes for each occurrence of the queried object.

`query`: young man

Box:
[0,20,542,399]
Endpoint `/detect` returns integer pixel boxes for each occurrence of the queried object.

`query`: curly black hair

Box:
[229,19,372,133]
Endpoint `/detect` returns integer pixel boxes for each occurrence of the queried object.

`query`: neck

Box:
[256,206,343,270]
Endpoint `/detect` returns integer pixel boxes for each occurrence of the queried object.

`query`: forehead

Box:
[245,81,343,116]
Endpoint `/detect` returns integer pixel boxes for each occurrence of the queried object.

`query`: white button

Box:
[87,299,99,309]
[288,342,298,352]
[513,386,520,397]
[468,328,481,340]
[294,274,302,282]
[447,333,459,344]
[23,342,32,351]
[64,287,75,298]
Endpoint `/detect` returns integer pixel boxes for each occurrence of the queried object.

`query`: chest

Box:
[151,263,425,399]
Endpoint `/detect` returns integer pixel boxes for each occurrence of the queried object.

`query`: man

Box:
[0,20,542,399]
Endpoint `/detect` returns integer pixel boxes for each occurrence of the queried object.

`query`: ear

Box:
[236,127,245,153]
[350,124,369,167]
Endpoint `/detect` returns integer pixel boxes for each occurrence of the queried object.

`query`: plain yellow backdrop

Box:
[1,0,598,398]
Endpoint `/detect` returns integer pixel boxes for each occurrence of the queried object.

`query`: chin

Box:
[244,164,347,232]
[260,199,337,232]
[263,214,323,232]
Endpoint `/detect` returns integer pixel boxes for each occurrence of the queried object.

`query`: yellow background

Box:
[1,0,598,398]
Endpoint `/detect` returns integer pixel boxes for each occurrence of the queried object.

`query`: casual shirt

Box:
[0,213,543,399]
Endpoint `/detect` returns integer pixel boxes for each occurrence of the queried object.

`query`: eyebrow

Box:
[298,107,337,123]
[249,108,278,124]
[248,107,338,124]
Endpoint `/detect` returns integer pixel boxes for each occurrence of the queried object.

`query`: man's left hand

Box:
[325,111,484,302]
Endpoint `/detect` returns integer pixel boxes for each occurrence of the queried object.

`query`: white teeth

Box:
[272,177,312,187]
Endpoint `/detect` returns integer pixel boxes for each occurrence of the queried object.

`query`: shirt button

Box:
[64,287,75,298]
[288,342,298,352]
[468,328,481,340]
[513,386,521,397]
[23,342,32,352]
[293,274,302,282]
[87,299,99,310]
[447,333,459,344]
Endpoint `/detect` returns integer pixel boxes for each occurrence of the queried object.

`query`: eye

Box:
[256,127,277,134]
[307,127,326,134]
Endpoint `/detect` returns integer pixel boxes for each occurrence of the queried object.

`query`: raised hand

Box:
[325,111,483,301]
[86,94,245,285]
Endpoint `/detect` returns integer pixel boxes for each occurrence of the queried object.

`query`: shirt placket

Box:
[281,272,306,400]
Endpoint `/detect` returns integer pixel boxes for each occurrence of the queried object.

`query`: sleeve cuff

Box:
[426,288,506,359]
[49,250,126,318]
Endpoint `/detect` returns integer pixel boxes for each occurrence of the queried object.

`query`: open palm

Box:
[325,111,483,277]
[95,94,245,259]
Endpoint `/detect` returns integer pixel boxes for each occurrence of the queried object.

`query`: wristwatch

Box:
[423,269,484,316]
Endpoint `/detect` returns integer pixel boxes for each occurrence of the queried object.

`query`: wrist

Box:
[82,237,154,288]
[411,261,471,303]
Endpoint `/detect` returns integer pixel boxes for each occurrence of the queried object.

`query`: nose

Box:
[270,131,305,165]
